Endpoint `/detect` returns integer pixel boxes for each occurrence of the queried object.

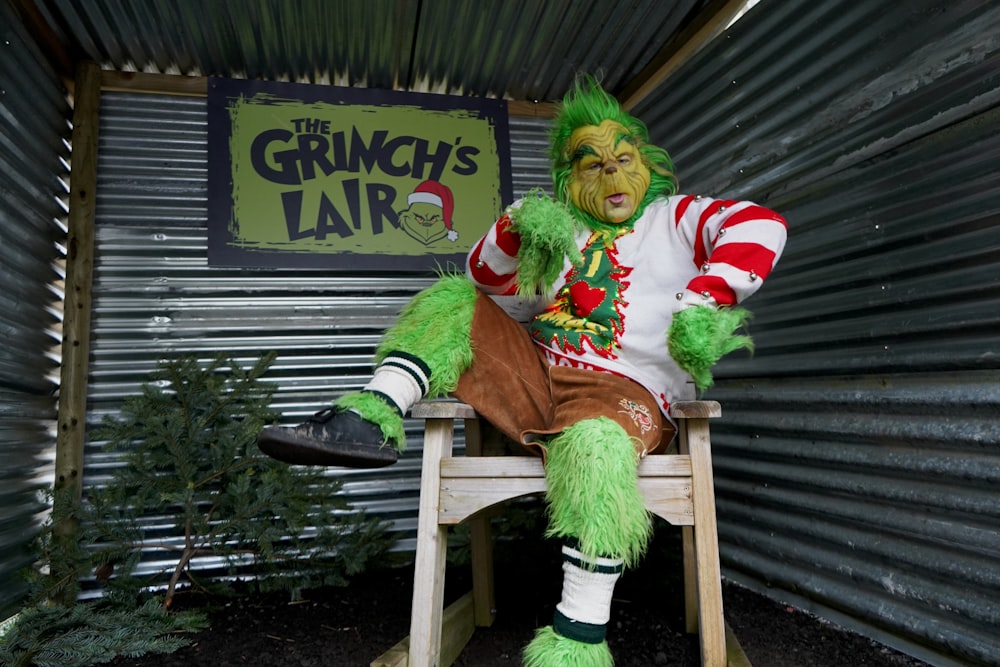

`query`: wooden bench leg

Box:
[463,416,496,628]
[684,416,726,667]
[408,417,454,667]
[374,404,484,667]
[682,525,698,634]
[469,516,495,627]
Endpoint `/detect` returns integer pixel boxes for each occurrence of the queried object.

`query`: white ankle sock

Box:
[556,542,623,628]
[363,352,430,414]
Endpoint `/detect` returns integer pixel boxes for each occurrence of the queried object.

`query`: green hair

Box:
[550,76,679,235]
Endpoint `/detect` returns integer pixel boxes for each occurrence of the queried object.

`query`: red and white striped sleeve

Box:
[465,212,523,295]
[672,195,788,309]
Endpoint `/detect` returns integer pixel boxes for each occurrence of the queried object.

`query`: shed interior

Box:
[2,1,999,666]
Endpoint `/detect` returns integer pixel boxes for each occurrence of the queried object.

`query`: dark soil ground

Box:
[111,529,930,667]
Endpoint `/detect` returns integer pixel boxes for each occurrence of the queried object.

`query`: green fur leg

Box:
[523,626,613,667]
[374,274,477,396]
[544,418,651,567]
[509,190,584,297]
[333,392,406,452]
[667,305,754,391]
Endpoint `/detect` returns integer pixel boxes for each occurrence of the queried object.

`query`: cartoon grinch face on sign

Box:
[398,180,459,245]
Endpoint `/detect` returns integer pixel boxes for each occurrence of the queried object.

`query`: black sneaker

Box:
[257,407,398,468]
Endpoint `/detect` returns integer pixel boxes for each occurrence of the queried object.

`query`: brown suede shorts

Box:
[452,291,675,458]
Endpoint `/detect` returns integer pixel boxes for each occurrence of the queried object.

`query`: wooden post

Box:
[676,403,726,667]
[406,402,476,667]
[408,416,453,667]
[463,416,497,628]
[51,60,101,602]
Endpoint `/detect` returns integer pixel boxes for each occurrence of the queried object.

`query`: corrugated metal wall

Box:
[0,1,69,619]
[632,0,1000,665]
[85,93,552,567]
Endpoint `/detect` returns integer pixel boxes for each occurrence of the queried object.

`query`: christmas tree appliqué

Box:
[531,236,631,358]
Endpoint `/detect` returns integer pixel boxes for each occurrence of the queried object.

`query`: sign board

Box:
[208,77,512,271]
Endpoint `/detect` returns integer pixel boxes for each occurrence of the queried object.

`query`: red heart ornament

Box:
[568,282,606,318]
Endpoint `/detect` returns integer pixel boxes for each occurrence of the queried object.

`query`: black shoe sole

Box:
[257,427,398,468]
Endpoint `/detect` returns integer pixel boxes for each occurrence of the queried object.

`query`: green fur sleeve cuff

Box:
[667,305,754,391]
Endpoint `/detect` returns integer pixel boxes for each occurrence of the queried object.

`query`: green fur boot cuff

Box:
[523,626,613,667]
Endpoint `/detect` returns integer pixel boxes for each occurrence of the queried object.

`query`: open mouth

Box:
[607,193,626,206]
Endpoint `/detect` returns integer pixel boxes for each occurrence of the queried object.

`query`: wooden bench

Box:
[372,400,751,667]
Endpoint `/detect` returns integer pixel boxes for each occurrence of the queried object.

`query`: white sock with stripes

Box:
[362,352,431,415]
[553,541,624,644]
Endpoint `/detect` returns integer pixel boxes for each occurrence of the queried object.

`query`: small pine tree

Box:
[3,352,393,667]
[84,352,392,604]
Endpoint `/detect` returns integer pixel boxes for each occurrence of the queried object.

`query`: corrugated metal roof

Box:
[31,0,710,99]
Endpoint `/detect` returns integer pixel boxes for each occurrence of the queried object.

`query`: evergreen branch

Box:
[193,455,258,490]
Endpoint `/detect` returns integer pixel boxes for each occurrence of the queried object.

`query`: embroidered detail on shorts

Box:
[618,398,654,435]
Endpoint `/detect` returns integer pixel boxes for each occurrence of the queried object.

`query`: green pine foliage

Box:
[3,352,393,666]
[0,599,207,667]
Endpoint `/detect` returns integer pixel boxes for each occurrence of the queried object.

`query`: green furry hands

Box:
[509,190,584,297]
[667,305,754,391]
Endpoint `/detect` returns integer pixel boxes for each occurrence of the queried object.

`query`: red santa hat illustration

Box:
[407,180,458,241]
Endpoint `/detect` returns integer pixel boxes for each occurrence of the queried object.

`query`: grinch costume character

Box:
[258,77,787,666]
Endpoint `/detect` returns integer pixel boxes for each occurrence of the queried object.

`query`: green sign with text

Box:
[208,78,512,272]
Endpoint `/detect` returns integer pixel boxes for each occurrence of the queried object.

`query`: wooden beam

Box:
[670,400,722,420]
[101,70,209,97]
[506,100,559,118]
[370,592,476,667]
[54,60,100,500]
[619,0,751,111]
[51,60,101,601]
[726,621,755,667]
[410,401,477,420]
